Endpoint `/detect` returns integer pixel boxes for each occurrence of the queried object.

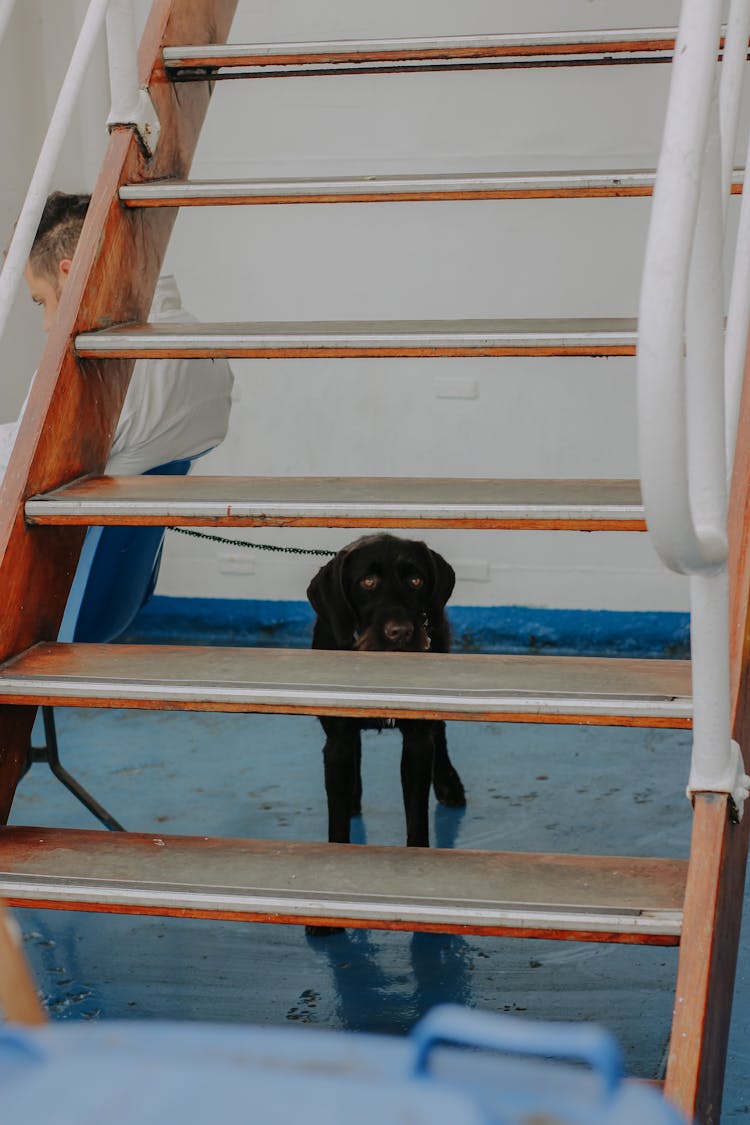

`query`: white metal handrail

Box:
[725,126,750,470]
[638,0,727,575]
[0,0,156,351]
[725,0,750,471]
[637,0,750,811]
[719,1,750,215]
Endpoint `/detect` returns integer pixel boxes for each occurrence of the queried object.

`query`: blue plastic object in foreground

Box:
[0,1006,689,1124]
[412,1004,624,1099]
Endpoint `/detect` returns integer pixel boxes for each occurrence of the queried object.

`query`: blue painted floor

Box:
[6,707,750,1120]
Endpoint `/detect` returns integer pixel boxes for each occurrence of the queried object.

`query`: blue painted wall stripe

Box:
[123,596,690,658]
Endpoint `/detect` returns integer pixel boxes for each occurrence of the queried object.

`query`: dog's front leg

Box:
[399,721,435,847]
[432,720,466,807]
[321,718,362,844]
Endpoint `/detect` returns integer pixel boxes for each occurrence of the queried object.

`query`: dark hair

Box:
[29,191,91,288]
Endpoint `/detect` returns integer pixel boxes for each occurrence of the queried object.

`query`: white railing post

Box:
[723,0,750,473]
[105,0,160,154]
[686,89,727,549]
[683,79,748,815]
[688,571,746,807]
[638,0,750,815]
[724,117,750,471]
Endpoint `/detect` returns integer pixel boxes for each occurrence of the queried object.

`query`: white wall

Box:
[2,1,738,612]
[0,0,110,417]
[0,0,54,417]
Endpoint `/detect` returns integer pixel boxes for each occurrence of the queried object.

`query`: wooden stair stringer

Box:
[0,0,239,823]
[664,346,750,1124]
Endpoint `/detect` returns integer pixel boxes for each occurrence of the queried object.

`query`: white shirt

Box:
[0,419,18,480]
[0,275,234,479]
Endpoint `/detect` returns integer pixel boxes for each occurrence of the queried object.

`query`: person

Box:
[0,190,234,479]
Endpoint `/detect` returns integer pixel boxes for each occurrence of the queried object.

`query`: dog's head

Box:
[307,533,455,651]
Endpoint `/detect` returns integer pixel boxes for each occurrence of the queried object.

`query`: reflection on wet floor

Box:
[7,707,750,1118]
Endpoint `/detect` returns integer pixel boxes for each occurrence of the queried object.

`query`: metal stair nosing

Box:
[0,642,692,728]
[162,29,686,78]
[23,475,647,532]
[0,825,686,943]
[118,170,744,207]
[73,318,639,359]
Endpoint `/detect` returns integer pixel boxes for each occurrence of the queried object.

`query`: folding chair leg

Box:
[29,707,125,833]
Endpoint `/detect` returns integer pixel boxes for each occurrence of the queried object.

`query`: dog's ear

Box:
[306,555,357,647]
[426,547,455,612]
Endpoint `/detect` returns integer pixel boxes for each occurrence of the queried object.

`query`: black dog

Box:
[307,533,466,851]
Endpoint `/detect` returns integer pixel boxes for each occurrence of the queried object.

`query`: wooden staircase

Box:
[0,5,748,1123]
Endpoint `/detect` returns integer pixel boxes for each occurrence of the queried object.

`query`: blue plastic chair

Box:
[28,457,193,830]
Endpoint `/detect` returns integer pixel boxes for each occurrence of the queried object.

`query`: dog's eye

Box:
[407,575,424,589]
[360,575,380,590]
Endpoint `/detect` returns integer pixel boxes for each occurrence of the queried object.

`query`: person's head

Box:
[23,191,90,332]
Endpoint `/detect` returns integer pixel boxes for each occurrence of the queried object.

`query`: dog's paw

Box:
[433,769,467,808]
[305,924,345,938]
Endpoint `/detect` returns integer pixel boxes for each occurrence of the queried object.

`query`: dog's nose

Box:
[384,620,414,645]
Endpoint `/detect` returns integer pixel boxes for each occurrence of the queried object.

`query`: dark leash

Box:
[169,526,336,558]
[168,532,434,653]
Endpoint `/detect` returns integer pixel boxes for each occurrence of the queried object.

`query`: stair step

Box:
[75,318,638,359]
[25,476,646,531]
[0,826,686,941]
[163,29,682,78]
[0,643,691,726]
[118,170,744,206]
